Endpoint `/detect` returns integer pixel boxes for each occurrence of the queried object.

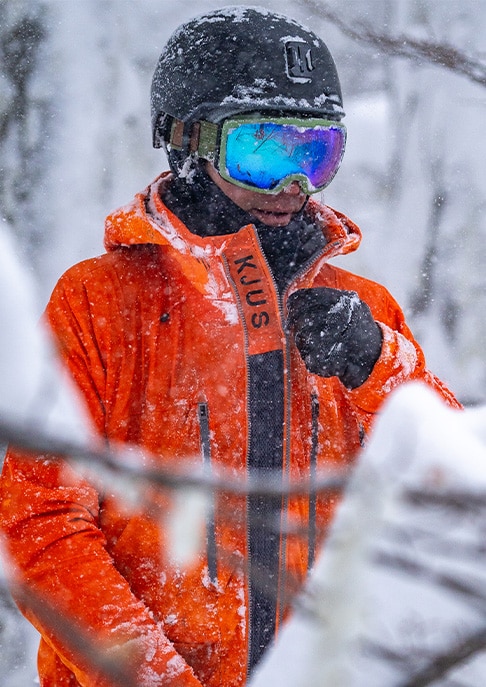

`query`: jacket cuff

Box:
[348,322,420,414]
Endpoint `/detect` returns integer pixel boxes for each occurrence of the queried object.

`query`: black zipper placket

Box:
[308,393,320,570]
[253,233,292,634]
[198,401,218,585]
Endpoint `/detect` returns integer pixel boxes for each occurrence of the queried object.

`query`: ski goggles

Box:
[196,116,346,194]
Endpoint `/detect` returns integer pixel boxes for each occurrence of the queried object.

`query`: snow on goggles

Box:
[197,116,346,194]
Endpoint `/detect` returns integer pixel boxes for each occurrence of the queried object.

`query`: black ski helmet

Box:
[151,6,344,151]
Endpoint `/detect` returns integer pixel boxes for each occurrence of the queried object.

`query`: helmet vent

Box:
[284,40,315,83]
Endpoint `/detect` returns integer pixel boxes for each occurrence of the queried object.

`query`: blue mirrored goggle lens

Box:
[222,121,345,192]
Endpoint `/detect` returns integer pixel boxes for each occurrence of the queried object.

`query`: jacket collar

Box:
[104,171,362,263]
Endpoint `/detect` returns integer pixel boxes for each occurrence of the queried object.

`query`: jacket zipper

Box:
[198,401,218,585]
[308,393,319,570]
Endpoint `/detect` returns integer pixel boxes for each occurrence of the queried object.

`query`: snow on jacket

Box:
[0,173,460,687]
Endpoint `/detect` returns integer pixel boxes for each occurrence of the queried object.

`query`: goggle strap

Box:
[196,120,219,160]
[169,118,185,150]
[189,122,201,153]
[169,118,218,161]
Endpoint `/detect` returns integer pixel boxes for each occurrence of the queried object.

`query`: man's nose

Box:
[282,180,304,195]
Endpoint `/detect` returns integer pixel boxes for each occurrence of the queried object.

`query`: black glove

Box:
[286,288,382,389]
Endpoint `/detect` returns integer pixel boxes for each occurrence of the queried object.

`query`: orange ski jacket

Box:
[0,173,460,687]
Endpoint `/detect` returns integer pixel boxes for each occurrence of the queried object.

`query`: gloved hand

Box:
[286,288,382,389]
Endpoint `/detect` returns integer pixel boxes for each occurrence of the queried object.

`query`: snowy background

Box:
[0,0,485,684]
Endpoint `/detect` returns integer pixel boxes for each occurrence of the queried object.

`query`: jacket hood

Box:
[104,172,362,259]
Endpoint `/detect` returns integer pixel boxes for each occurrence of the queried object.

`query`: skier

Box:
[0,7,460,687]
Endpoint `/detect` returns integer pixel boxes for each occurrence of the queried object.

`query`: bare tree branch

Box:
[410,185,448,317]
[400,626,486,687]
[302,0,486,87]
[404,487,486,512]
[373,549,486,609]
[0,417,348,499]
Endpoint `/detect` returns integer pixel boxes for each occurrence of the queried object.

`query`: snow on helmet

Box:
[151,5,344,150]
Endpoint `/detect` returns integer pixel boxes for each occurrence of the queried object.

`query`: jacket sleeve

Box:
[0,267,204,687]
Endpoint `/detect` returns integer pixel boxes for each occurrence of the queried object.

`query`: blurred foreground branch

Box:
[9,575,137,687]
[0,417,347,498]
[0,414,347,686]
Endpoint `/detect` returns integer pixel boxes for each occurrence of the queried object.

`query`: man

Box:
[0,7,460,687]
